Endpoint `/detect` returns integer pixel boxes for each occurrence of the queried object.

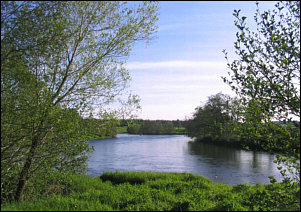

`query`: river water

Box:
[87,133,285,186]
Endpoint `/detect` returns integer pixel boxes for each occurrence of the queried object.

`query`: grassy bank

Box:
[116,126,128,134]
[2,171,299,211]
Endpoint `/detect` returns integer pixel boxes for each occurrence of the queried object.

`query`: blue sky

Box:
[124,1,278,120]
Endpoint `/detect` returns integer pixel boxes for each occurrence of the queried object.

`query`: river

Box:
[87,133,286,186]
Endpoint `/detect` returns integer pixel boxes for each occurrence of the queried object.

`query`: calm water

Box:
[88,134,285,186]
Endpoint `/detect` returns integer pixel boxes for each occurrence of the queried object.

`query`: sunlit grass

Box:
[1,171,299,211]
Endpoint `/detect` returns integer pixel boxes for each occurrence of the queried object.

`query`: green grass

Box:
[1,171,300,211]
[116,126,128,134]
[174,127,187,134]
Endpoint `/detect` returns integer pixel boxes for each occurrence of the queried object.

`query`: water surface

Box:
[88,134,285,185]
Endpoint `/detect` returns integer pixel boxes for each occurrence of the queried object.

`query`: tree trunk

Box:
[14,137,39,202]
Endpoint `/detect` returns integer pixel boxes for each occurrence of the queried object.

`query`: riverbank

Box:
[2,171,299,211]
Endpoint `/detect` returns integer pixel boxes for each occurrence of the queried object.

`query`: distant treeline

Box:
[126,119,187,135]
[82,118,188,137]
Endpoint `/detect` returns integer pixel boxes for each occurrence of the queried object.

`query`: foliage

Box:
[116,126,128,134]
[222,0,300,209]
[1,1,159,202]
[127,120,186,135]
[81,114,122,139]
[127,122,141,134]
[2,171,300,211]
[185,92,242,143]
[222,2,300,120]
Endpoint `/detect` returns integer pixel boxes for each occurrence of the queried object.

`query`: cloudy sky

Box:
[123,1,278,120]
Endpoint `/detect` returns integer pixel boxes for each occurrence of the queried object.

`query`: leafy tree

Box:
[127,123,141,134]
[222,1,299,209]
[1,1,159,202]
[138,121,163,135]
[186,93,238,141]
[176,119,182,128]
[222,1,299,120]
[162,121,175,135]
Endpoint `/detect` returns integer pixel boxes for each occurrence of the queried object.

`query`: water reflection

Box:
[185,141,279,185]
[88,134,285,186]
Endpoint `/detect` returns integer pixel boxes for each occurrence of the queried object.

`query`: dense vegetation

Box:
[61,118,187,139]
[1,1,158,203]
[185,92,300,153]
[185,93,241,145]
[81,117,120,140]
[127,119,187,135]
[80,118,187,138]
[2,171,299,211]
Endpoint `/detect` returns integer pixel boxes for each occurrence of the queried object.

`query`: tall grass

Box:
[1,171,299,211]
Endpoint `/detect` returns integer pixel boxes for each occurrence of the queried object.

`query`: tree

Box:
[222,1,300,120]
[1,1,159,202]
[163,121,175,135]
[127,122,141,134]
[138,120,163,135]
[176,119,182,128]
[186,93,238,141]
[222,1,299,208]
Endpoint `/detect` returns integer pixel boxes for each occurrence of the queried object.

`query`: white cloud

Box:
[126,60,227,70]
[139,103,196,120]
[158,23,186,32]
